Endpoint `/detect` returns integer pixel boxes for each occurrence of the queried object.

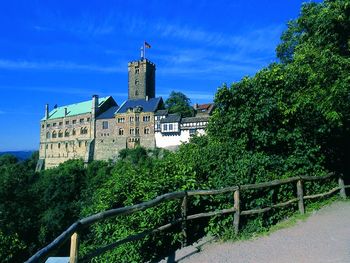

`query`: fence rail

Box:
[26,173,348,263]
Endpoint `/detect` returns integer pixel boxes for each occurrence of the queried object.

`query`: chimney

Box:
[64,107,68,117]
[92,95,99,117]
[45,104,49,120]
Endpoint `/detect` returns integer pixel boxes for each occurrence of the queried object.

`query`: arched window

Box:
[144,127,150,134]
[81,127,88,135]
[58,143,61,149]
[58,130,63,138]
[64,129,69,137]
[52,131,57,138]
[119,128,124,136]
[46,132,50,139]
[72,129,76,136]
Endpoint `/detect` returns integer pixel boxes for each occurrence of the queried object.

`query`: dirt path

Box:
[166,201,350,263]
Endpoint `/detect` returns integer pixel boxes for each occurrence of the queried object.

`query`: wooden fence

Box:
[26,173,349,263]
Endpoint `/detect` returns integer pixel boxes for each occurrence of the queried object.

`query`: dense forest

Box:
[1,0,350,262]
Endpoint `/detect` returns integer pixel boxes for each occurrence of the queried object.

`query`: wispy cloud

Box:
[0,59,124,73]
[153,22,283,52]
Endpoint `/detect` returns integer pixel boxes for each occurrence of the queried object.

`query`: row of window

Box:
[43,118,90,129]
[46,127,88,139]
[42,140,88,150]
[181,121,208,127]
[129,127,150,135]
[116,116,151,123]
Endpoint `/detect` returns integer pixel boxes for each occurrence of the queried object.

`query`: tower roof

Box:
[116,97,163,114]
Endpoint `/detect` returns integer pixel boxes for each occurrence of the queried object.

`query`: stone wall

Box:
[128,59,156,100]
[39,113,93,169]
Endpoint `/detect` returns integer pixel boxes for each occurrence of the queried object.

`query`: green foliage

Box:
[34,160,86,245]
[2,1,350,262]
[165,91,194,117]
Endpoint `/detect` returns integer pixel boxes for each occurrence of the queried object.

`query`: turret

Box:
[45,104,49,120]
[92,95,99,118]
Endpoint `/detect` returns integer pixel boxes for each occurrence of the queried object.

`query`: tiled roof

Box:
[155,109,168,116]
[43,96,111,120]
[96,106,119,119]
[160,113,181,123]
[116,97,163,113]
[181,116,209,123]
[197,103,212,110]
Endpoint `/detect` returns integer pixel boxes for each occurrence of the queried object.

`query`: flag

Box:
[144,41,151,48]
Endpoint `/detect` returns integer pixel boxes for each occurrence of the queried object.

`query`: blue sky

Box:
[0,0,316,151]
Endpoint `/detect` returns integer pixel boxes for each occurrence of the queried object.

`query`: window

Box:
[64,130,69,137]
[87,117,90,122]
[65,143,68,148]
[58,130,63,138]
[58,143,61,149]
[65,120,69,125]
[156,123,161,130]
[72,129,76,135]
[81,127,88,134]
[163,124,168,131]
[169,124,173,131]
[144,127,150,134]
[41,124,44,129]
[46,144,48,149]
[53,123,56,127]
[102,121,109,129]
[135,67,139,74]
[78,141,81,147]
[189,129,196,136]
[59,122,63,126]
[80,118,84,123]
[119,128,124,135]
[47,123,51,127]
[130,128,135,135]
[46,132,50,139]
[117,117,125,123]
[135,79,139,85]
[135,116,139,122]
[143,116,150,122]
[135,128,139,135]
[50,144,53,149]
[72,120,76,124]
[129,116,134,122]
[52,131,57,138]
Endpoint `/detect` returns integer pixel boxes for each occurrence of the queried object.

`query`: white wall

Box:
[155,128,206,148]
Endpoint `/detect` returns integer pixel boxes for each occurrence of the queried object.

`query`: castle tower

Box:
[128,58,156,100]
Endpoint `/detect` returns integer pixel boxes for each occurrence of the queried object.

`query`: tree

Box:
[165,91,194,117]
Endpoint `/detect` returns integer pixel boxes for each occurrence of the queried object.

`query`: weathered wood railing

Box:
[26,173,349,263]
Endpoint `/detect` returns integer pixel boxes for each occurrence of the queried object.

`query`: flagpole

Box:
[143,41,146,59]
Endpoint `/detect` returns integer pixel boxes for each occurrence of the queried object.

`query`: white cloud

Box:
[0,59,124,73]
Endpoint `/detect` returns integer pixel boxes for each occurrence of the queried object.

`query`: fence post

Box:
[297,180,305,215]
[338,176,347,199]
[70,232,79,263]
[181,193,188,247]
[233,188,240,235]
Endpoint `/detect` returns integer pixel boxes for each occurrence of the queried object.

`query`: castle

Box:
[37,56,214,170]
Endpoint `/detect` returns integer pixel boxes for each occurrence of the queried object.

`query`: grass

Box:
[213,195,348,244]
[241,196,346,241]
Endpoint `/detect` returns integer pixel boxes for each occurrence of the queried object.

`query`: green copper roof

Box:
[42,96,110,120]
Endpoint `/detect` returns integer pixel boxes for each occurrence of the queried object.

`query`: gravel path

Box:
[177,201,350,263]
